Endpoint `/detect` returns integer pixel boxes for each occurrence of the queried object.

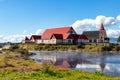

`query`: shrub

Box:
[101,46,113,51]
[9,45,19,50]
[114,46,120,51]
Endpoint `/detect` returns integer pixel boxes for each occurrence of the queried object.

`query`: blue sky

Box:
[0,0,120,42]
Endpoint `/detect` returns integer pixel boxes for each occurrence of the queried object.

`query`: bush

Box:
[101,46,113,51]
[9,45,19,50]
[114,46,120,51]
[69,46,76,50]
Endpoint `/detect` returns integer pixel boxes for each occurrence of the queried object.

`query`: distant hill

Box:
[109,37,118,43]
[0,43,4,47]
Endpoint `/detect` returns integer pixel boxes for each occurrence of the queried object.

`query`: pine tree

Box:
[117,36,120,42]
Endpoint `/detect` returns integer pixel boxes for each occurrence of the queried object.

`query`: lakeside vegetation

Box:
[0,51,120,80]
[1,69,120,80]
[10,43,120,52]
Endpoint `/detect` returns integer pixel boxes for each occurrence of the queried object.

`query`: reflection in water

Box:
[99,63,105,73]
[99,53,106,73]
[30,51,120,77]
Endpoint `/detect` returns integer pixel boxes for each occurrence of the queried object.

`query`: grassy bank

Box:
[11,43,120,52]
[0,69,120,80]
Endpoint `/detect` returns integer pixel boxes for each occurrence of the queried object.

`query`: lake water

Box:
[30,50,120,77]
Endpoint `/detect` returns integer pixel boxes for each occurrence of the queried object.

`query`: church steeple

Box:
[99,23,109,43]
[100,23,104,30]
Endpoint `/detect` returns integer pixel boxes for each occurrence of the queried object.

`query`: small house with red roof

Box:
[30,35,41,43]
[37,26,88,44]
[22,36,30,43]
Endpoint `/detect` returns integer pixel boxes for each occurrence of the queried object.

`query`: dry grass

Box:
[0,55,42,72]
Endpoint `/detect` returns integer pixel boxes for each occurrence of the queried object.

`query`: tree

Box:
[117,36,120,42]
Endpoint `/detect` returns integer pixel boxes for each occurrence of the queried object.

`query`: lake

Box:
[30,50,120,77]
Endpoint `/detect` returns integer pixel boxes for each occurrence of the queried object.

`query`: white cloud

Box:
[35,29,42,35]
[106,29,120,38]
[96,15,115,26]
[72,19,94,30]
[0,29,43,43]
[72,15,115,31]
[0,35,31,43]
[0,35,3,39]
[95,16,115,27]
[23,30,27,34]
[116,15,120,21]
[72,19,94,31]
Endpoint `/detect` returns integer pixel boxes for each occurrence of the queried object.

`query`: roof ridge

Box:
[46,26,72,30]
[83,31,99,32]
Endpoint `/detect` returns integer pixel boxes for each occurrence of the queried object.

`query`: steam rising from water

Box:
[30,51,120,76]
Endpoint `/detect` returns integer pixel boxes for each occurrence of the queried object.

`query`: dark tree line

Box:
[117,36,120,42]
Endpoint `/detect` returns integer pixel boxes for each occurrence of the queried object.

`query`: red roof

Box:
[30,35,41,40]
[67,34,78,39]
[100,23,105,30]
[78,34,88,40]
[60,60,70,68]
[51,34,63,39]
[67,34,88,40]
[42,26,76,39]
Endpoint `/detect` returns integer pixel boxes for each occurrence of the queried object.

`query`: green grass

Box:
[0,69,120,80]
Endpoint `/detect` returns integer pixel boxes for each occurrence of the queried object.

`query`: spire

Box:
[100,23,104,30]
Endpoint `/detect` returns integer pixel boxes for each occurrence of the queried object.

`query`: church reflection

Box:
[30,51,120,76]
[99,54,106,73]
[31,51,106,73]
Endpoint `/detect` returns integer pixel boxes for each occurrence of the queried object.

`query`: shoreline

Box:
[16,43,120,52]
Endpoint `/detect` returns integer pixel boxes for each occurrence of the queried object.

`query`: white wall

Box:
[78,39,88,43]
[63,39,73,44]
[37,39,63,44]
